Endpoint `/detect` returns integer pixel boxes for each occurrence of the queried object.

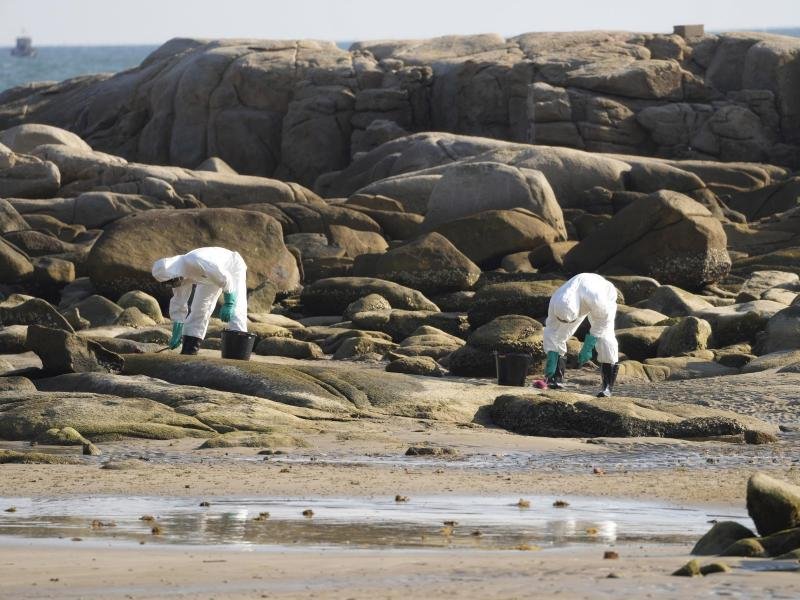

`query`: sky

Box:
[0,0,797,46]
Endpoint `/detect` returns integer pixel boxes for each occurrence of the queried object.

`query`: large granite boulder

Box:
[434,208,564,268]
[421,161,566,237]
[353,232,480,295]
[564,191,731,289]
[85,208,300,299]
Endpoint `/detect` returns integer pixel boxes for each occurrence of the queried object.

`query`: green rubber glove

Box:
[169,322,184,349]
[219,292,236,322]
[544,351,560,378]
[578,334,597,366]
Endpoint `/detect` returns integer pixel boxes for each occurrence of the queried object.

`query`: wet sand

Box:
[1,541,798,600]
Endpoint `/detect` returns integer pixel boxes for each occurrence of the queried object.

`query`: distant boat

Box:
[11,36,36,58]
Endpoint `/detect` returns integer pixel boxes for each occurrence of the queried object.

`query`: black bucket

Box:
[494,352,531,386]
[221,330,256,361]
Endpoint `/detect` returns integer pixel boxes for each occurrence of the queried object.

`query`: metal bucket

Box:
[494,352,531,386]
[220,330,256,361]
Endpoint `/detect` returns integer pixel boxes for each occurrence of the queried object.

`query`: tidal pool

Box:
[0,494,749,550]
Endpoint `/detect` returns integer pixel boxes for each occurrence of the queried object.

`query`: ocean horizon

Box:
[1,29,798,94]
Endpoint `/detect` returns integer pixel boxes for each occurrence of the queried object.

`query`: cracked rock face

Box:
[1,31,798,189]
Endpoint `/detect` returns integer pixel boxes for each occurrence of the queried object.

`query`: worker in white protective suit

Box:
[151,247,248,355]
[542,273,619,397]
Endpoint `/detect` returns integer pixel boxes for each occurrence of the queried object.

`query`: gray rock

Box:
[449,315,544,377]
[301,277,439,316]
[759,304,800,354]
[113,307,157,328]
[254,337,324,359]
[434,208,564,269]
[616,326,668,361]
[638,285,714,317]
[467,280,562,327]
[344,294,391,321]
[615,305,669,328]
[352,233,480,295]
[747,473,800,537]
[643,356,739,380]
[386,356,445,377]
[736,271,799,303]
[0,297,73,332]
[25,324,123,375]
[657,317,712,357]
[742,350,800,373]
[73,295,124,328]
[0,237,33,282]
[692,521,757,555]
[117,291,163,323]
[606,276,661,305]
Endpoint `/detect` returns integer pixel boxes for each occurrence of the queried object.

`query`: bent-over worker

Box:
[542,273,619,397]
[151,247,247,355]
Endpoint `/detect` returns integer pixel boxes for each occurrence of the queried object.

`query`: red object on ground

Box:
[532,379,548,389]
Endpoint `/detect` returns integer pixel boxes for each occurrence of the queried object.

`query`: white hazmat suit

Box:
[152,247,248,339]
[543,273,619,364]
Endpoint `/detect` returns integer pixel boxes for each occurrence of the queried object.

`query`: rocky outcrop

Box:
[490,391,775,438]
[85,208,300,299]
[564,191,731,288]
[1,31,798,190]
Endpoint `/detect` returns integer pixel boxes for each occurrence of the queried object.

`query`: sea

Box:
[0,31,798,95]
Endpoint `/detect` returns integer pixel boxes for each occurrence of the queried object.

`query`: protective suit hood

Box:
[553,282,581,323]
[151,256,182,282]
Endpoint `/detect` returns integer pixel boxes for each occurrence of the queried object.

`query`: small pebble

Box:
[604,551,619,559]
